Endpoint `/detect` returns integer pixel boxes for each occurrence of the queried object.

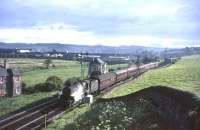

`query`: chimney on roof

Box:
[4,59,9,69]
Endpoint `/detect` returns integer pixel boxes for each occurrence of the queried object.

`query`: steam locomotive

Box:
[58,62,162,107]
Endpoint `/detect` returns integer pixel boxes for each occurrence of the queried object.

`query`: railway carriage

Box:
[139,62,159,73]
[115,69,128,82]
[139,64,147,73]
[98,72,116,91]
[127,67,138,78]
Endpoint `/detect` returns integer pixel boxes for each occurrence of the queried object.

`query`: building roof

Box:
[0,67,8,76]
[90,58,106,65]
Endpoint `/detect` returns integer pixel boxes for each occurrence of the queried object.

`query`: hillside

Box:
[107,55,200,98]
[0,42,164,53]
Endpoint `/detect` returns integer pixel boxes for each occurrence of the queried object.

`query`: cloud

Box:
[0,23,199,48]
[0,0,200,47]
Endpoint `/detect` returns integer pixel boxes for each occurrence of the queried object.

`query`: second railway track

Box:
[0,97,60,130]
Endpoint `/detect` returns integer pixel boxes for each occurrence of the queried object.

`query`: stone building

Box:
[0,67,7,96]
[88,58,107,78]
[0,59,22,97]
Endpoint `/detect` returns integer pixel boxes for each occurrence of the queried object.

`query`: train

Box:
[58,61,162,107]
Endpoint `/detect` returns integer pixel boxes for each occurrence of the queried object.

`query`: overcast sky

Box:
[0,0,200,48]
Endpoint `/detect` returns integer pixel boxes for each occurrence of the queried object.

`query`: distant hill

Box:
[0,42,164,54]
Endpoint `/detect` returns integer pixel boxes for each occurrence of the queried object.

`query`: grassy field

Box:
[107,63,130,70]
[0,59,87,87]
[44,55,200,130]
[22,61,85,87]
[23,62,129,87]
[0,58,129,87]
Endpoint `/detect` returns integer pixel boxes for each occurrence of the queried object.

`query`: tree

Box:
[46,76,63,90]
[135,55,142,68]
[44,58,52,69]
[90,71,101,79]
[64,77,81,87]
[109,68,115,72]
[34,83,49,92]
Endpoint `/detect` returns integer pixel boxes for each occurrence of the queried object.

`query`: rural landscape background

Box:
[0,0,200,130]
[0,50,200,129]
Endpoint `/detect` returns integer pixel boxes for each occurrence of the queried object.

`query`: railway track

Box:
[0,97,87,130]
[0,97,61,130]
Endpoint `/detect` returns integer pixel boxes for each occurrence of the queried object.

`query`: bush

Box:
[21,82,26,93]
[65,77,81,87]
[34,83,51,92]
[46,76,63,90]
[117,67,122,70]
[43,58,52,69]
[52,64,56,68]
[22,82,36,94]
[90,71,101,79]
[109,68,115,72]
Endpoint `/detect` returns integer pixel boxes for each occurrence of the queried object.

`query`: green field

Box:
[0,58,129,87]
[45,55,200,130]
[23,62,129,87]
[0,59,87,87]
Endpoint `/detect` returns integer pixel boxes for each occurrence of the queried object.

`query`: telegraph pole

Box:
[80,52,83,80]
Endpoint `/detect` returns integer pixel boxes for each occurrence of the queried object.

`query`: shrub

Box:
[117,67,122,70]
[43,58,52,69]
[46,76,63,90]
[64,77,81,87]
[22,82,36,94]
[90,71,101,79]
[34,83,51,92]
[21,82,26,93]
[109,68,115,72]
[52,64,56,68]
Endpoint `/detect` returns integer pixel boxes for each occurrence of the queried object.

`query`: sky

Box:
[0,0,200,48]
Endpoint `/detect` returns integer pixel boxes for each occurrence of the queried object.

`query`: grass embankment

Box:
[45,55,200,130]
[108,55,200,98]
